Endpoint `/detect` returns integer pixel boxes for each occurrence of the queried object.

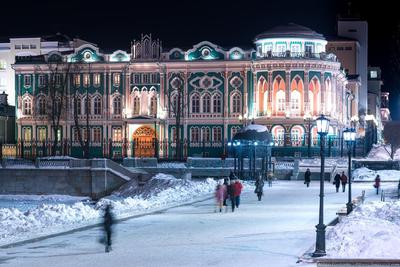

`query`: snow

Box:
[244,124,268,132]
[0,174,217,246]
[353,167,400,182]
[365,144,400,161]
[157,162,187,168]
[327,199,400,258]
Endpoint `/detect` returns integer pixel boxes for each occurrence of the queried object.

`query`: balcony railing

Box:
[258,51,337,62]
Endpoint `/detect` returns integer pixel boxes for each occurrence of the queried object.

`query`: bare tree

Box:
[168,75,187,161]
[45,59,72,156]
[383,121,400,159]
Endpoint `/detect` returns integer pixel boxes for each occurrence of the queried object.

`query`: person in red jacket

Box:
[233,179,243,208]
[374,175,381,195]
[340,171,348,193]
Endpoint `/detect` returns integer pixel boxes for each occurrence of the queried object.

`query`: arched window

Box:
[291,126,304,146]
[83,97,90,115]
[93,96,102,115]
[325,78,332,112]
[276,90,285,112]
[258,77,267,114]
[38,97,46,115]
[150,95,157,115]
[231,126,240,140]
[133,96,140,115]
[190,127,200,142]
[213,127,222,142]
[291,90,300,115]
[23,98,32,115]
[212,93,222,113]
[53,98,62,116]
[74,97,81,115]
[113,96,121,115]
[309,77,320,114]
[191,93,200,113]
[309,90,314,113]
[271,125,285,146]
[202,93,211,113]
[202,127,211,142]
[231,93,241,113]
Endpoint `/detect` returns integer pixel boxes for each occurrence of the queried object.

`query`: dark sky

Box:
[2,0,399,119]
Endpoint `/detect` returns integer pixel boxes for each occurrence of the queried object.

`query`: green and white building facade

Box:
[13,24,360,159]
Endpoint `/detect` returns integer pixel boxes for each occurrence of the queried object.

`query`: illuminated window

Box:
[38,127,46,142]
[93,73,100,87]
[83,74,90,87]
[23,127,31,141]
[276,90,285,112]
[23,98,32,115]
[74,74,80,87]
[370,71,378,79]
[291,90,300,114]
[0,60,7,70]
[112,127,122,142]
[113,73,120,86]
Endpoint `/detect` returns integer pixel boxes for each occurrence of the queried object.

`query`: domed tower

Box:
[254,23,327,58]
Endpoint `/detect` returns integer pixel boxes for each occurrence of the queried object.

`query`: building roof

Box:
[254,23,325,41]
[325,35,358,42]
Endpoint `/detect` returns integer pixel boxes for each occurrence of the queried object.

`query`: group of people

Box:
[333,171,348,193]
[215,172,243,212]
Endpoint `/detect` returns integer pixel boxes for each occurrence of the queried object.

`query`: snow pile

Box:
[0,174,217,246]
[327,201,400,258]
[366,144,400,161]
[245,124,268,133]
[353,167,400,182]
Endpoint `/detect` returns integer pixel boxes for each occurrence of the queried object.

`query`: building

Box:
[12,24,359,159]
[380,92,391,125]
[0,91,15,144]
[0,34,92,106]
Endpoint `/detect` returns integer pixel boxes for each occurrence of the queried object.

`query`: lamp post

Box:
[313,114,330,257]
[304,113,313,158]
[343,128,356,214]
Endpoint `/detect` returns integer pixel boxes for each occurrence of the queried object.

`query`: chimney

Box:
[0,91,8,105]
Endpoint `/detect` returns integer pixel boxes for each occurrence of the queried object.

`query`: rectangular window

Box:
[93,73,100,87]
[83,73,90,87]
[74,74,80,86]
[112,127,122,142]
[345,47,352,51]
[24,75,31,87]
[0,60,6,70]
[93,127,102,143]
[370,71,378,79]
[113,73,120,86]
[213,127,222,142]
[38,127,46,142]
[30,44,37,49]
[15,45,21,49]
[143,73,149,84]
[337,47,344,51]
[38,75,45,87]
[23,127,31,142]
[134,73,141,84]
[55,74,61,86]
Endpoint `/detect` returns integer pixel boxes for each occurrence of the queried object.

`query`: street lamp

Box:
[304,113,313,158]
[343,128,356,214]
[313,114,330,257]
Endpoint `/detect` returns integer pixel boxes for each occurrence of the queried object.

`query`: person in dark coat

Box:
[255,174,264,201]
[340,171,348,192]
[304,168,311,187]
[227,180,236,212]
[103,204,114,253]
[222,177,230,208]
[334,173,341,193]
[374,175,381,195]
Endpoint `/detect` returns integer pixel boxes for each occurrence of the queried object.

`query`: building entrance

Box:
[132,126,156,157]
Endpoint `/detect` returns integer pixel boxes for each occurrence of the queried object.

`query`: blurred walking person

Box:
[233,179,243,208]
[255,174,264,201]
[227,180,236,212]
[341,171,348,192]
[103,204,114,253]
[304,168,311,187]
[334,173,341,193]
[267,171,273,187]
[215,181,227,213]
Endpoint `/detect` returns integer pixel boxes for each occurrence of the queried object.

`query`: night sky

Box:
[2,0,398,119]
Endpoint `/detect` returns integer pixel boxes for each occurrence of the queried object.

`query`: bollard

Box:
[361,190,365,203]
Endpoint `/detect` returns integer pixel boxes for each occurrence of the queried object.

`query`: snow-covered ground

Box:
[157,162,187,168]
[0,174,217,246]
[365,144,400,161]
[327,198,400,258]
[353,167,400,182]
[0,181,380,267]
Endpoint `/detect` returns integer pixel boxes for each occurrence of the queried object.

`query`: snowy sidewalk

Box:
[0,181,381,267]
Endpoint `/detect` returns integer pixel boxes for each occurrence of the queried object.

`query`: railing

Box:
[258,51,337,62]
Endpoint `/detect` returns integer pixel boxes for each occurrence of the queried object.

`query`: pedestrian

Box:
[215,181,227,213]
[229,171,236,181]
[374,175,381,195]
[233,179,243,208]
[227,180,236,212]
[340,171,348,193]
[267,171,273,187]
[103,203,114,253]
[255,174,264,201]
[333,173,341,193]
[304,168,311,187]
[222,177,230,209]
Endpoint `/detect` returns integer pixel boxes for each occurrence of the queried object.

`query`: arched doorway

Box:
[133,126,156,157]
